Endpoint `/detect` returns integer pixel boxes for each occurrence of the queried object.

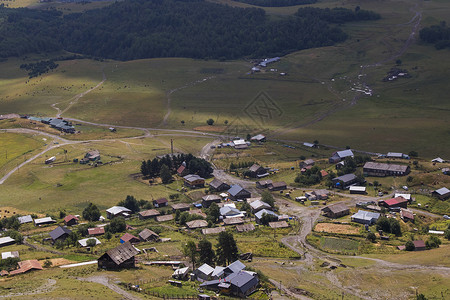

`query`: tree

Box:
[206,118,214,126]
[7,230,23,244]
[181,120,185,125]
[216,231,238,265]
[246,134,251,141]
[260,212,278,225]
[224,120,228,125]
[86,238,97,252]
[373,181,379,188]
[444,229,450,240]
[43,259,52,268]
[261,191,275,208]
[118,195,140,213]
[416,294,427,300]
[313,140,319,145]
[198,239,215,266]
[183,240,198,269]
[405,240,415,251]
[240,201,251,215]
[207,202,220,224]
[59,211,66,219]
[106,217,126,234]
[160,164,172,184]
[408,151,418,157]
[426,236,441,249]
[82,203,101,221]
[395,59,402,65]
[367,232,376,243]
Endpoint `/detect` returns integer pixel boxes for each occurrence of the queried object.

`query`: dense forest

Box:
[0,0,380,60]
[419,22,450,50]
[233,0,316,7]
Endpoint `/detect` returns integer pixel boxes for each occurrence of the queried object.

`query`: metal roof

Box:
[183,174,205,183]
[250,200,271,210]
[255,209,278,219]
[186,220,208,229]
[78,237,101,247]
[227,185,246,196]
[349,186,366,192]
[363,162,409,172]
[434,187,450,195]
[197,263,214,275]
[138,228,159,240]
[0,237,15,246]
[106,206,131,215]
[333,173,357,183]
[18,215,33,224]
[226,260,246,274]
[351,210,380,222]
[34,217,55,225]
[336,149,354,158]
[220,206,241,216]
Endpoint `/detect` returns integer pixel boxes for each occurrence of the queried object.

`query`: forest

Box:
[0,0,380,60]
[233,0,316,7]
[419,22,450,50]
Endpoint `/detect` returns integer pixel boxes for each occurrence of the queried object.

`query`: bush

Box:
[367,232,376,243]
[426,235,441,249]
[106,217,126,234]
[206,119,214,126]
[82,203,101,221]
[405,240,415,251]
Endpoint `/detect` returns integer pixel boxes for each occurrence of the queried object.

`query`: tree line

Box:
[0,0,380,60]
[140,153,213,179]
[233,0,316,7]
[419,22,450,50]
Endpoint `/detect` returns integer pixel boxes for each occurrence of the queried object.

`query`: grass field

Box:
[0,132,44,169]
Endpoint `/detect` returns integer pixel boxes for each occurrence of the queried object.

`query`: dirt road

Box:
[78,275,142,300]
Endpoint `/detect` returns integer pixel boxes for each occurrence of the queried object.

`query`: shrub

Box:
[405,240,415,251]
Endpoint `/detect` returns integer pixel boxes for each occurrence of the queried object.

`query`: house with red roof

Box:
[64,215,79,226]
[88,227,105,236]
[378,197,408,209]
[177,163,189,177]
[120,233,140,244]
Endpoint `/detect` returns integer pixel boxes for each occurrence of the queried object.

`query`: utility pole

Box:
[170,139,174,156]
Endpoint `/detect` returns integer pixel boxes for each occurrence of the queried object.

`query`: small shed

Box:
[153,198,169,208]
[138,228,159,242]
[120,233,140,244]
[202,195,222,208]
[139,209,160,220]
[98,242,139,270]
[64,215,79,226]
[321,203,349,218]
[186,220,208,229]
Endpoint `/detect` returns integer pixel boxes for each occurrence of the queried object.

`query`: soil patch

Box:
[315,223,360,235]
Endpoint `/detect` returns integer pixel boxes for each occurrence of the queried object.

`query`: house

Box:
[256,179,273,189]
[202,227,226,235]
[220,206,244,218]
[139,209,160,220]
[120,233,140,244]
[260,57,280,67]
[432,187,450,200]
[85,150,100,161]
[387,152,408,159]
[363,162,410,177]
[351,210,380,225]
[88,227,105,236]
[138,228,159,242]
[156,214,174,222]
[78,237,101,247]
[153,198,169,208]
[299,159,315,168]
[236,224,255,232]
[0,237,16,248]
[202,195,222,208]
[431,157,446,163]
[183,174,205,188]
[33,217,55,226]
[329,149,354,163]
[200,270,259,297]
[320,170,329,177]
[63,215,79,226]
[177,162,189,177]
[1,251,19,259]
[269,221,289,229]
[106,206,131,219]
[379,197,408,209]
[322,203,349,218]
[413,240,426,251]
[172,267,190,280]
[312,189,330,200]
[268,181,287,191]
[400,208,414,222]
[248,164,267,178]
[189,209,206,218]
[250,134,266,142]
[303,142,316,148]
[49,226,72,243]
[211,266,226,279]
[195,263,215,281]
[332,173,358,189]
[233,139,249,150]
[9,260,43,276]
[18,215,33,224]
[442,168,450,175]
[394,193,411,201]
[98,242,139,270]
[171,203,191,212]
[250,200,271,213]
[349,186,367,194]
[223,218,244,226]
[186,220,208,229]
[224,260,246,276]
[227,185,251,200]
[208,178,230,192]
[255,209,278,224]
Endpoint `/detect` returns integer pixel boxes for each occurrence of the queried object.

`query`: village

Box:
[0,129,449,299]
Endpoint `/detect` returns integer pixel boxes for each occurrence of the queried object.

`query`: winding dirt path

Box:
[0,279,57,298]
[78,275,141,300]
